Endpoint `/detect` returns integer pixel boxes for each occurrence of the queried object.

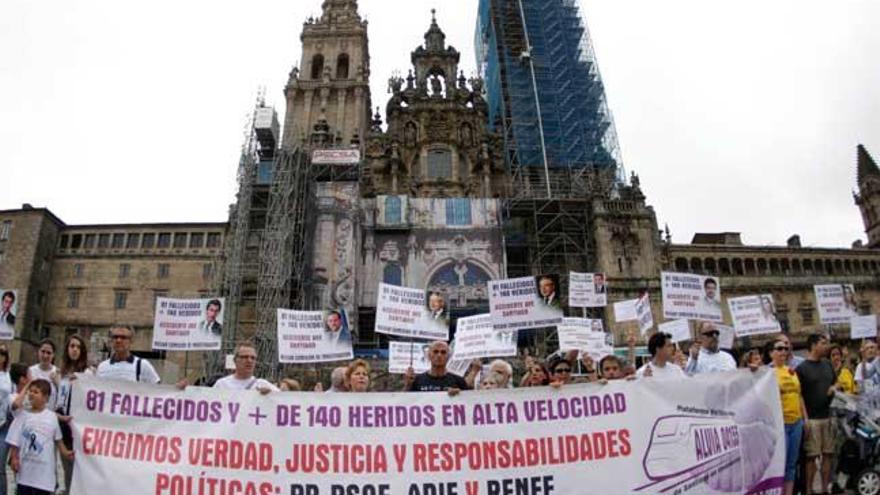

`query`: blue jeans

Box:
[0,421,9,495]
[784,419,804,482]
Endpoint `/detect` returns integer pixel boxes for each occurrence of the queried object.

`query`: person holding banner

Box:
[404,341,469,394]
[685,322,736,374]
[213,344,278,394]
[769,337,807,495]
[636,332,685,379]
[346,360,371,393]
[96,326,160,384]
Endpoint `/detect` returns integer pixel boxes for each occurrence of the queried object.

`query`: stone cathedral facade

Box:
[1,0,880,376]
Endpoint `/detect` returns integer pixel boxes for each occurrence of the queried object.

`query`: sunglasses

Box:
[774,346,790,352]
[702,331,720,337]
[110,335,131,340]
[553,367,572,373]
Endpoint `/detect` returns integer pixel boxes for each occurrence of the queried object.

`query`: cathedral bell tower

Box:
[855,144,880,248]
[282,0,371,149]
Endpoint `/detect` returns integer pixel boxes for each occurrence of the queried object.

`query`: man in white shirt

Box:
[855,339,879,395]
[96,325,161,384]
[213,344,278,394]
[27,339,58,411]
[637,332,686,379]
[685,322,736,375]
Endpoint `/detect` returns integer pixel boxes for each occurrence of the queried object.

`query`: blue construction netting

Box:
[476,0,620,171]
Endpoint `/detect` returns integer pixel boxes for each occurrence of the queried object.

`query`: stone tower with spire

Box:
[363,10,507,198]
[282,0,371,149]
[855,144,880,248]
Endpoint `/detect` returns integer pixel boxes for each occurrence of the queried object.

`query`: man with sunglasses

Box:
[685,321,736,375]
[96,325,160,384]
[636,332,685,379]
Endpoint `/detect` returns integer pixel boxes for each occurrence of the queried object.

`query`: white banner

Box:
[728,295,782,337]
[659,319,692,343]
[0,289,18,340]
[557,317,605,352]
[375,283,449,341]
[388,341,432,374]
[717,324,736,350]
[851,314,877,340]
[569,272,607,308]
[451,314,517,361]
[311,148,361,164]
[70,371,786,494]
[489,275,564,331]
[614,299,639,323]
[814,284,858,325]
[661,272,723,323]
[277,309,353,363]
[152,297,224,351]
[636,293,654,335]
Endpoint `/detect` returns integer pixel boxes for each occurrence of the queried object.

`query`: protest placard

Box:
[814,284,859,325]
[388,341,431,374]
[375,283,449,340]
[152,297,224,351]
[728,295,782,337]
[489,275,563,331]
[277,309,353,363]
[451,314,517,361]
[659,319,691,343]
[661,272,723,323]
[851,314,878,340]
[569,272,607,308]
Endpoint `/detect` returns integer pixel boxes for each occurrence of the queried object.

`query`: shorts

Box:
[16,485,52,495]
[804,418,835,457]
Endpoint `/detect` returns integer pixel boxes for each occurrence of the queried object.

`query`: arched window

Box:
[384,196,402,225]
[719,258,731,275]
[383,263,402,286]
[310,54,324,80]
[675,257,689,272]
[336,54,349,79]
[704,258,717,274]
[691,258,703,273]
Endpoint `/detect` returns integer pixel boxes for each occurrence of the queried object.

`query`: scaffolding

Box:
[477,0,624,192]
[254,148,313,380]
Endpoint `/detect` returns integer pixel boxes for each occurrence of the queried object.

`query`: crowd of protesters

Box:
[0,323,877,494]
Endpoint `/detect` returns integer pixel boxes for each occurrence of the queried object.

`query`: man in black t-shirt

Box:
[404,341,469,394]
[795,333,838,495]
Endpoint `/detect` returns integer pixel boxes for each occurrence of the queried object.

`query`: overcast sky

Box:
[1,0,878,248]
